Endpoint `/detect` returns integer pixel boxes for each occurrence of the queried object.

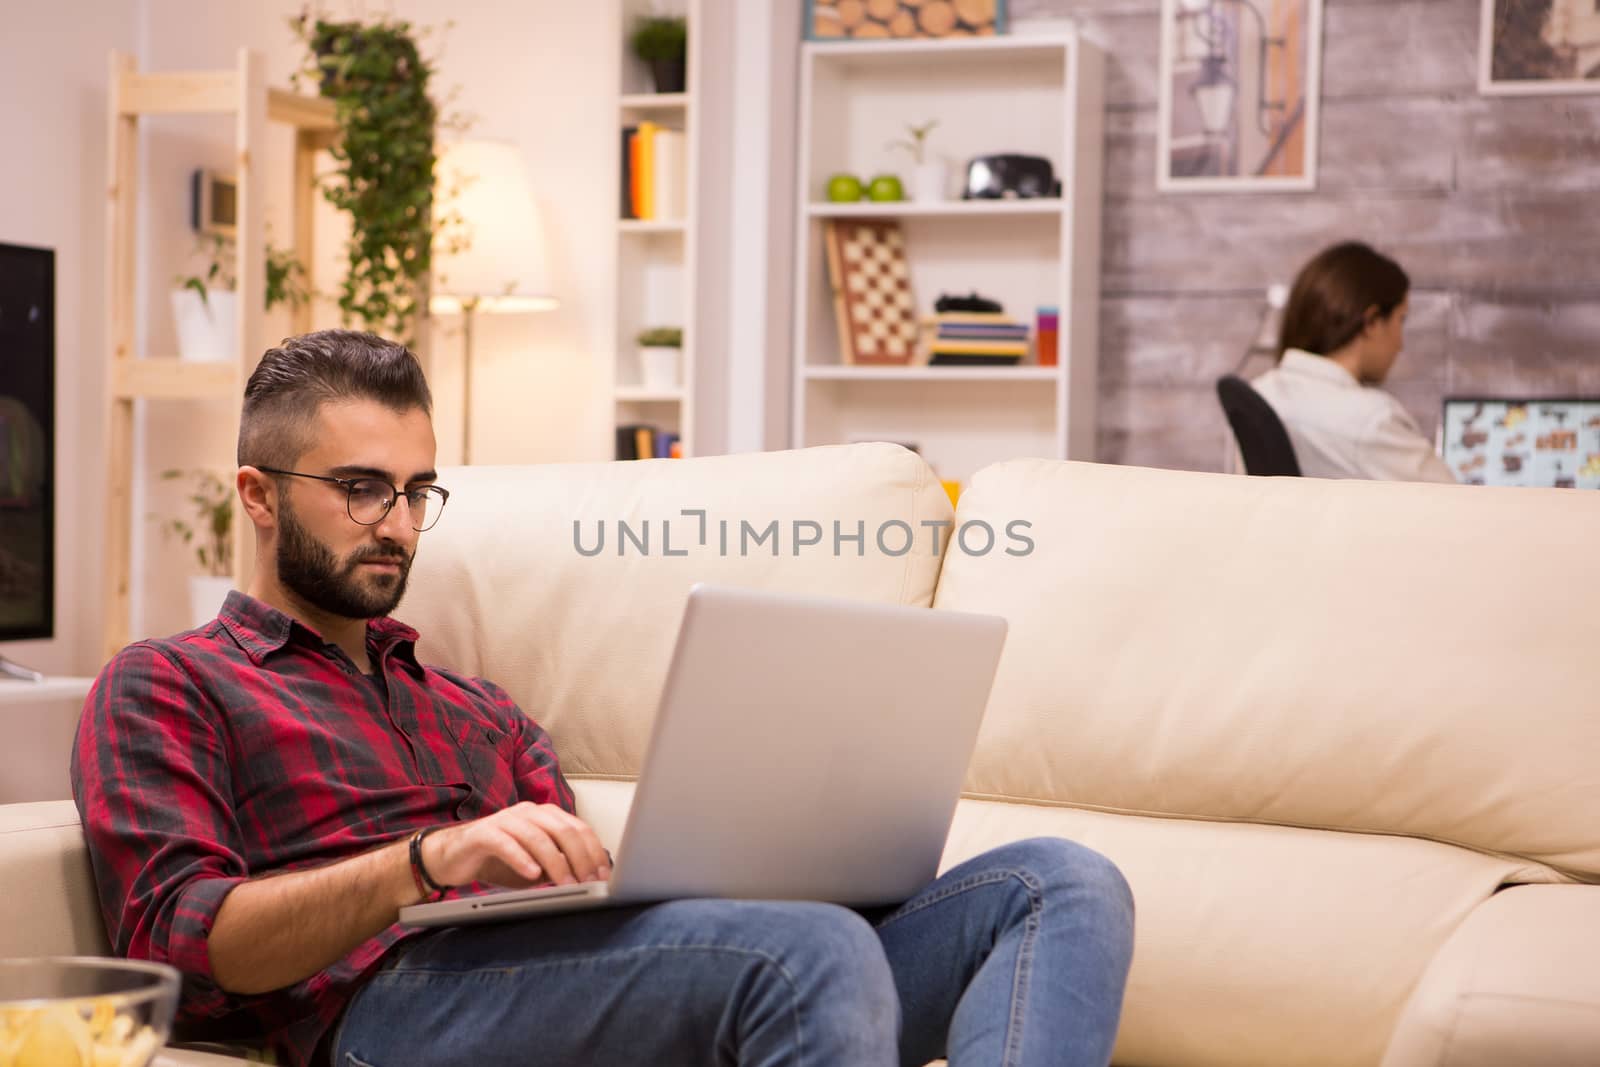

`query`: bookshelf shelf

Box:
[804,366,1061,383]
[615,386,686,402]
[620,92,690,111]
[617,219,687,235]
[805,200,1065,219]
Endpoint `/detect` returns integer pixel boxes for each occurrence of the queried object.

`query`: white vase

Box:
[188,575,233,629]
[170,288,237,362]
[639,346,681,391]
[912,160,949,203]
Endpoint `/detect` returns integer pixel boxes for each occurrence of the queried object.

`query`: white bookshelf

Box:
[612,0,701,459]
[789,33,1105,485]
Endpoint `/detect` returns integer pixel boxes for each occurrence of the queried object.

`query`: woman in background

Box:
[1252,241,1456,483]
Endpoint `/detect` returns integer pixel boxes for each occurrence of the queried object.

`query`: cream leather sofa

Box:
[4,443,1597,1067]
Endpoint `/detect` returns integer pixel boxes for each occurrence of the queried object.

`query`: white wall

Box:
[128,0,620,639]
[0,3,139,676]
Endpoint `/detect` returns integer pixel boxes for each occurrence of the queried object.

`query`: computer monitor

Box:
[1439,398,1600,489]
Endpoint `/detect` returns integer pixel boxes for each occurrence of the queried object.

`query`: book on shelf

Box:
[935,323,1029,342]
[929,339,1029,356]
[639,121,657,219]
[652,128,687,221]
[928,352,1026,366]
[620,125,637,219]
[615,424,683,461]
[926,309,1030,366]
[931,311,1014,323]
[619,122,687,222]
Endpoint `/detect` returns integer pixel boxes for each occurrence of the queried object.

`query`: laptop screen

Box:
[1439,398,1600,489]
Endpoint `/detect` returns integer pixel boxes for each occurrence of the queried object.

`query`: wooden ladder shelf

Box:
[103,48,338,661]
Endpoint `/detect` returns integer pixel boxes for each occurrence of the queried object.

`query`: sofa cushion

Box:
[402,444,952,778]
[569,777,634,852]
[564,779,1552,1067]
[1380,884,1600,1067]
[943,800,1553,1067]
[937,459,1600,878]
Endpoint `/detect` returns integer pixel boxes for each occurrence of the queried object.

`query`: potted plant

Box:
[291,11,451,346]
[631,15,688,94]
[172,238,310,362]
[636,326,683,391]
[170,235,236,363]
[157,469,234,628]
[889,119,945,203]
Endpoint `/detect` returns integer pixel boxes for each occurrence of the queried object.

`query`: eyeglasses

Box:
[256,467,450,532]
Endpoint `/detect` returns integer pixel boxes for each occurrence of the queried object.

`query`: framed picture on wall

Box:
[1156,0,1324,193]
[805,0,1008,41]
[1480,0,1600,95]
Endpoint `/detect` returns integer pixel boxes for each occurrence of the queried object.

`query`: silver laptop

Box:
[400,583,1007,927]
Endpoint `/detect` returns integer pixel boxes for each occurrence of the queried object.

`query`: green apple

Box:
[866,174,904,202]
[826,173,864,202]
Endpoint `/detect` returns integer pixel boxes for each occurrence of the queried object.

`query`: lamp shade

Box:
[431,140,558,314]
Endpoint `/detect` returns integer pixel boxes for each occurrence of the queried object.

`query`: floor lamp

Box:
[431,140,558,464]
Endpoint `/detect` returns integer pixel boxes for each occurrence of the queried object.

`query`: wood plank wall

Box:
[1014,0,1600,471]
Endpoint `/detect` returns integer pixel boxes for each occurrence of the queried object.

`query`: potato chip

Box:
[0,997,162,1067]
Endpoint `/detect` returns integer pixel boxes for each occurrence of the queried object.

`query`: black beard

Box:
[276,502,413,620]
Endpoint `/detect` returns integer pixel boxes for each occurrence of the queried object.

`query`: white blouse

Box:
[1250,349,1457,484]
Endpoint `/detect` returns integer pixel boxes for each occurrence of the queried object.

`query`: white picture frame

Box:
[1156,0,1324,193]
[1479,0,1600,96]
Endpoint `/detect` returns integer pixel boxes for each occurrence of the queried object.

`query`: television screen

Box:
[0,243,54,640]
[1440,398,1600,489]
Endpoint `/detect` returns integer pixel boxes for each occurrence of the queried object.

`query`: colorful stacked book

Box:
[620,122,687,222]
[928,312,1029,366]
[615,423,682,461]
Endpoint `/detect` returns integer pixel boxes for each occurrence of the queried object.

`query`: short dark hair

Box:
[1277,242,1410,360]
[238,330,433,468]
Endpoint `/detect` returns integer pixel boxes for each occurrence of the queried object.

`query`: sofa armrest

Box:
[1381,885,1600,1067]
[0,800,111,957]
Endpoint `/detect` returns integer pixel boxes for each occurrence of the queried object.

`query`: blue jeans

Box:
[332,838,1134,1067]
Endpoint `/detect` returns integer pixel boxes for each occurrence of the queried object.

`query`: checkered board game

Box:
[824,220,918,365]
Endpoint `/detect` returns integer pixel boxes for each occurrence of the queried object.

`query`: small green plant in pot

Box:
[888,119,947,203]
[175,238,310,312]
[172,237,310,362]
[157,469,235,628]
[636,326,683,391]
[631,16,688,94]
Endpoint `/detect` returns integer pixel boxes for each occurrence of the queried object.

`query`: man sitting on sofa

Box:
[73,329,1135,1067]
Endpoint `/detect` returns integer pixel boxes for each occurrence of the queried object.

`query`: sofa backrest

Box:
[401,444,951,778]
[934,459,1600,879]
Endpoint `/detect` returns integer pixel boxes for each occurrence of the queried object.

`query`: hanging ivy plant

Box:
[291,12,444,345]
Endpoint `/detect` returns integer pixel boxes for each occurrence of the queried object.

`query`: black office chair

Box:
[1216,375,1301,477]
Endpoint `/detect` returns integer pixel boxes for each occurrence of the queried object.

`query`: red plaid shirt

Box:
[71,592,574,1067]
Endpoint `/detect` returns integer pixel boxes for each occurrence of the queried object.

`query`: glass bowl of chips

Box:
[0,957,179,1067]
